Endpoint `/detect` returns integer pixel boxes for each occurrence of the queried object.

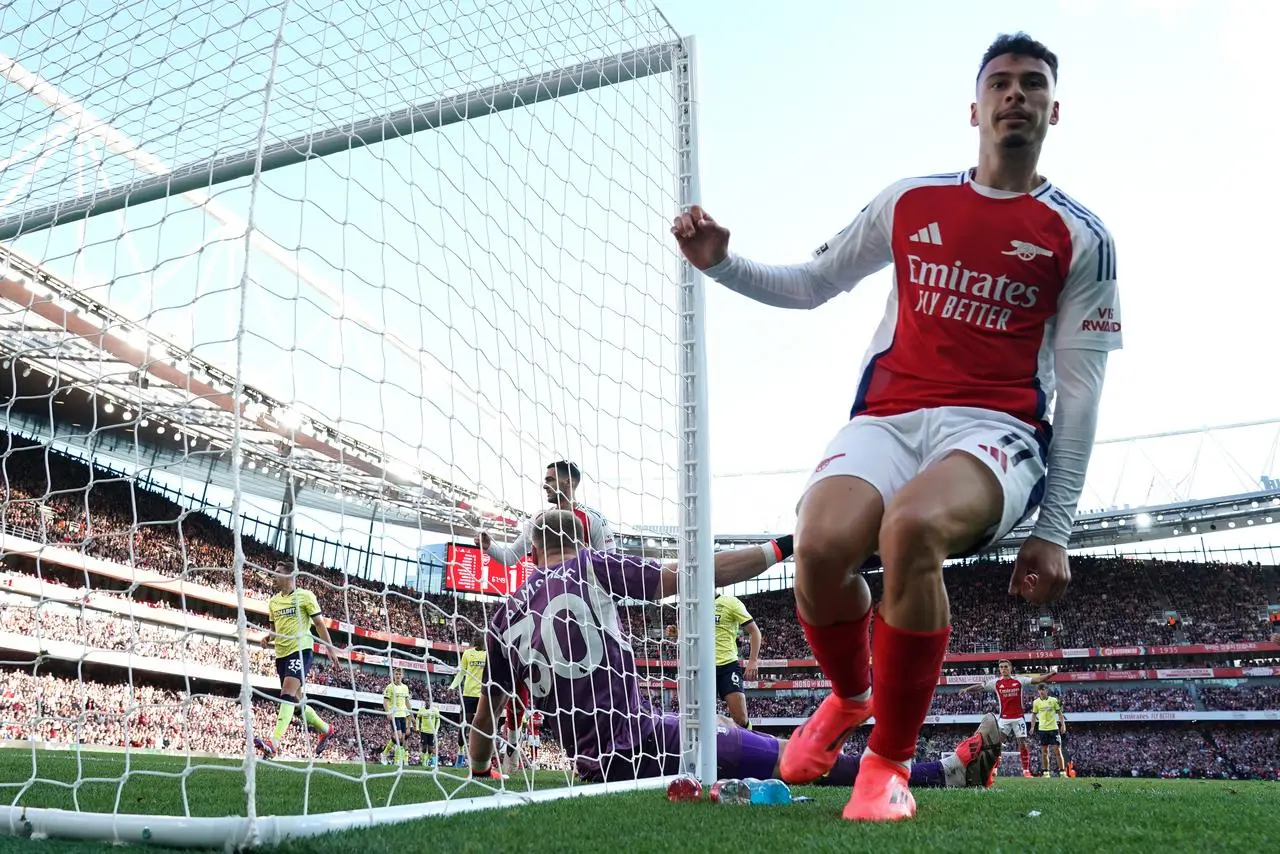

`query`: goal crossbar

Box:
[0,43,678,241]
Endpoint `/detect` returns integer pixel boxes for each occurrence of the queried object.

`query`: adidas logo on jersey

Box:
[908,222,942,245]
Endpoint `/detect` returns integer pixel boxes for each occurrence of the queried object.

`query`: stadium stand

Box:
[2,434,1278,779]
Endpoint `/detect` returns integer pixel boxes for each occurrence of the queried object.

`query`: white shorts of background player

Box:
[997,716,1029,741]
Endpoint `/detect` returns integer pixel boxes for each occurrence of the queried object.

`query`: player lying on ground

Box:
[959,658,1056,776]
[254,562,339,759]
[479,460,616,566]
[466,510,1002,789]
[672,32,1121,822]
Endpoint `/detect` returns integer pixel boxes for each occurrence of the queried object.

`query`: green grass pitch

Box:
[0,750,1272,853]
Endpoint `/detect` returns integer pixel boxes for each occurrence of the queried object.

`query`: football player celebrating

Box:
[672,32,1119,821]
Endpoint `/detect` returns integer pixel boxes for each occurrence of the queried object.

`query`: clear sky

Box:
[2,0,1277,572]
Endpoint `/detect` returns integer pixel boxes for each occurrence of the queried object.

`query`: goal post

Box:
[672,36,718,786]
[0,1,711,848]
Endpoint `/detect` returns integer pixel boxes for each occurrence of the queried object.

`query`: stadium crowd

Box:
[0,577,447,698]
[0,597,277,673]
[1,670,1274,779]
[721,557,1278,659]
[0,670,463,764]
[0,441,490,642]
[745,686,1269,718]
[3,437,1279,661]
[2,436,1280,781]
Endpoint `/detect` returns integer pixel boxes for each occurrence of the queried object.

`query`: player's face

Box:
[543,468,570,502]
[271,567,292,593]
[999,662,1012,677]
[971,53,1059,150]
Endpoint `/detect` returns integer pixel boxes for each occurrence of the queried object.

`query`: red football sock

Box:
[866,611,951,763]
[1019,743,1031,774]
[798,606,871,699]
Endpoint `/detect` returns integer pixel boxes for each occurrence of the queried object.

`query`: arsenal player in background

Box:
[960,659,1056,776]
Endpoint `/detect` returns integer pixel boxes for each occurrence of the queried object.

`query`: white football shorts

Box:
[998,716,1029,740]
[802,406,1047,549]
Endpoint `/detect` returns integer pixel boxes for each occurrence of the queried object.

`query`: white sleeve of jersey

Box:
[1033,347,1108,547]
[981,678,998,691]
[486,520,532,566]
[700,182,899,310]
[1017,675,1033,687]
[588,509,617,553]
[1053,227,1122,352]
[1030,217,1119,548]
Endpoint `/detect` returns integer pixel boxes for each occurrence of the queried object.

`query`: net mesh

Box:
[0,0,690,844]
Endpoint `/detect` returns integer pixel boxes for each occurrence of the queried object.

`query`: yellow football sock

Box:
[301,704,326,732]
[272,701,295,741]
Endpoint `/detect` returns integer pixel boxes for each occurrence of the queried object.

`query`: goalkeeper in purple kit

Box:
[467,510,1001,789]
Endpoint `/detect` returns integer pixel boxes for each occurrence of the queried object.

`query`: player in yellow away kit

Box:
[414,697,441,768]
[382,668,412,765]
[254,563,341,759]
[451,634,487,734]
[1031,683,1067,777]
[715,589,765,728]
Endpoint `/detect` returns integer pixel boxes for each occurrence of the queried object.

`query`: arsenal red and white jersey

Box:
[525,503,616,553]
[811,171,1122,428]
[982,675,1033,719]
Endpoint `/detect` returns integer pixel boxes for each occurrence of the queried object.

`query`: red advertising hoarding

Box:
[444,543,533,596]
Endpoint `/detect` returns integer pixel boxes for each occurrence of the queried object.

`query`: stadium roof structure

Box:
[0,244,525,537]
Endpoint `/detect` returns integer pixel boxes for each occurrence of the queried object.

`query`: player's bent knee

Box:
[880,454,1004,563]
[878,501,953,567]
[795,477,883,563]
[794,481,881,571]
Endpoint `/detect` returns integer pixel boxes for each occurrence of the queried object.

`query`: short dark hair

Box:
[978,32,1058,82]
[547,460,581,486]
[531,508,586,555]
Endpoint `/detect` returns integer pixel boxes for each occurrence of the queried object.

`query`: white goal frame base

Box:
[0,776,673,850]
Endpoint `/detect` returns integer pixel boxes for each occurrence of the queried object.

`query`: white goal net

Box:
[0,0,712,848]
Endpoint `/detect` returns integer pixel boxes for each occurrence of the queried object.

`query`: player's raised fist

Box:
[1009,536,1071,605]
[670,204,729,270]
